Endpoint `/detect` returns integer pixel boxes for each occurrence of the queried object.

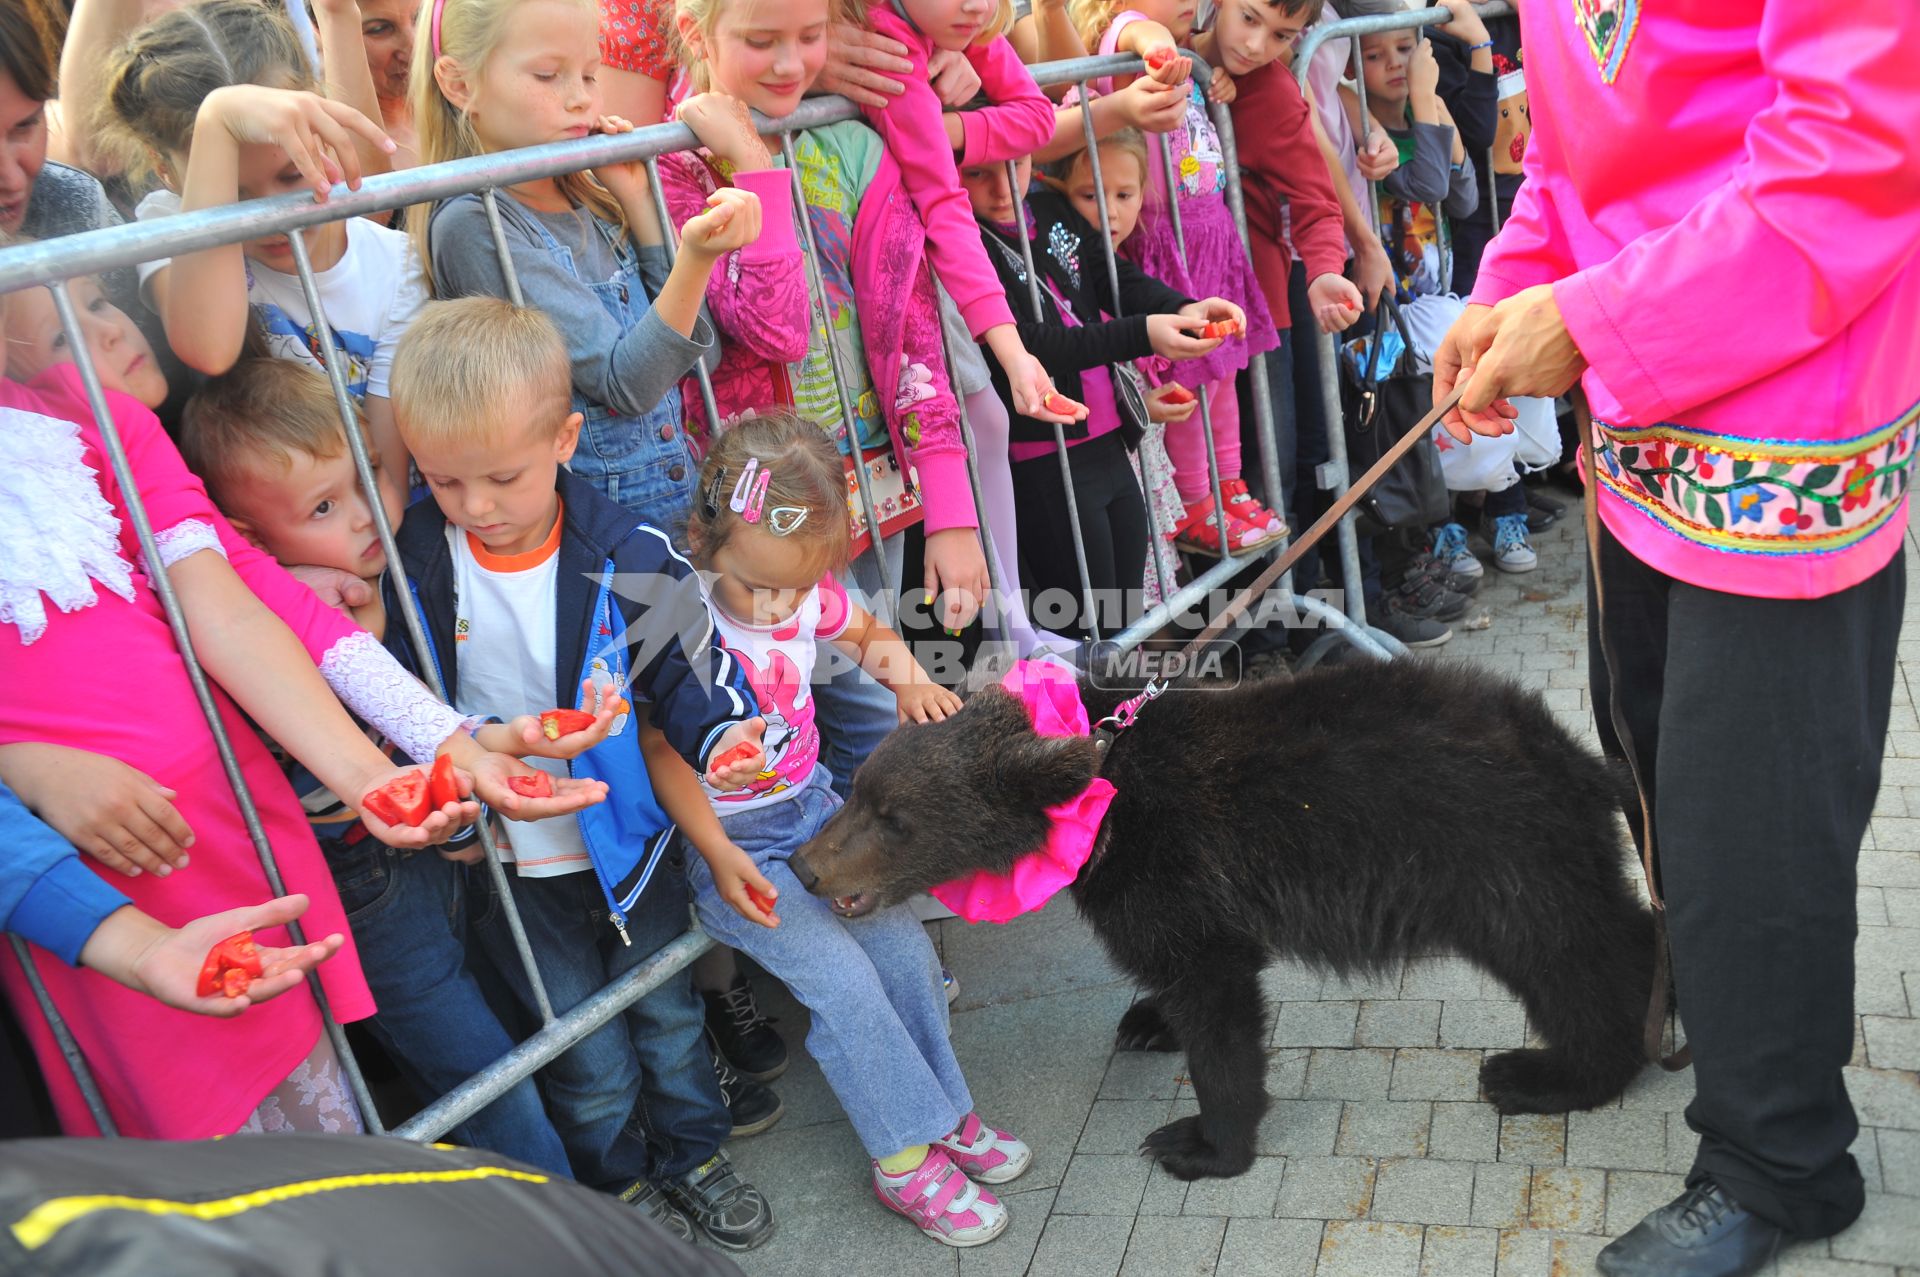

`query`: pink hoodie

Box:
[862,4,1056,338]
[1472,0,1920,600]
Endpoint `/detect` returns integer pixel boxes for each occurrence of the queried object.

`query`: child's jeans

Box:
[327,838,570,1176]
[687,766,971,1158]
[472,859,728,1189]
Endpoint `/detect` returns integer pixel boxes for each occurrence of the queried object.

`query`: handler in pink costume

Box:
[1433,3,1920,1273]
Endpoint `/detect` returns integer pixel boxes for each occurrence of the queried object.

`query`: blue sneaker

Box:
[1492,513,1538,574]
[1430,522,1484,585]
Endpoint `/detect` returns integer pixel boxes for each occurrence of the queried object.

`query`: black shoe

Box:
[1596,1178,1783,1277]
[618,1178,696,1246]
[1373,596,1452,648]
[1408,548,1482,598]
[665,1150,776,1252]
[1392,571,1470,623]
[711,1045,784,1138]
[703,973,789,1082]
[1527,488,1565,518]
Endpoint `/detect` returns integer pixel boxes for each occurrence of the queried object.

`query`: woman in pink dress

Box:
[0,362,486,1139]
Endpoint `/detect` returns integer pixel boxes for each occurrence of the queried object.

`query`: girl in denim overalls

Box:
[411,0,763,532]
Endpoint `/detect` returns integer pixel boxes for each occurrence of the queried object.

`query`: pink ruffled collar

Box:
[929,661,1118,924]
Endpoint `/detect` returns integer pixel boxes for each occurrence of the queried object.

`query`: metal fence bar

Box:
[44,276,380,1129]
[282,228,557,1032]
[8,937,116,1136]
[480,189,527,308]
[1004,159,1101,642]
[778,130,899,618]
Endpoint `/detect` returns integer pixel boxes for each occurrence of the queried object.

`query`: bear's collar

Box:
[928,661,1119,923]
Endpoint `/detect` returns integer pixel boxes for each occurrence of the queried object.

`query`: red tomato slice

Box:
[427,754,461,810]
[196,930,263,997]
[540,709,597,740]
[507,772,554,799]
[1144,46,1173,70]
[363,770,430,827]
[745,884,778,920]
[216,931,263,978]
[220,967,251,998]
[1041,389,1089,419]
[709,741,762,775]
[1198,319,1243,340]
[1160,384,1196,406]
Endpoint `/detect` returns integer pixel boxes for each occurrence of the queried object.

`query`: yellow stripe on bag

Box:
[12,1166,552,1250]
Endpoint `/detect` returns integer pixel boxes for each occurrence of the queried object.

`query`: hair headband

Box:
[430,0,448,60]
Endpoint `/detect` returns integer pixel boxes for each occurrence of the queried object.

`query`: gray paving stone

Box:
[1216,1218,1327,1277]
[1117,1215,1225,1276]
[1863,888,1893,927]
[1180,1155,1287,1217]
[1420,1225,1500,1277]
[1666,1111,1703,1173]
[1391,1049,1487,1102]
[1497,1114,1567,1165]
[1137,1161,1189,1216]
[1265,1048,1311,1100]
[1317,1219,1426,1277]
[959,1186,1055,1277]
[1856,1127,1884,1193]
[1770,1252,1899,1277]
[1370,1157,1476,1226]
[1441,1001,1529,1049]
[1886,887,1920,928]
[1403,956,1496,1001]
[1565,1108,1670,1172]
[1078,1101,1174,1156]
[1859,852,1920,890]
[1337,1101,1433,1157]
[1274,1000,1360,1048]
[1830,1192,1920,1266]
[1603,1170,1687,1235]
[1030,1213,1131,1277]
[1263,960,1327,1001]
[1493,1227,1552,1276]
[1358,1000,1443,1048]
[1325,962,1408,1000]
[1307,1048,1396,1101]
[1618,1060,1698,1111]
[1847,1067,1920,1131]
[1255,1098,1345,1157]
[1429,1102,1500,1163]
[1877,1126,1919,1196]
[1099,1051,1186,1101]
[1054,1154,1152,1216]
[1864,1017,1920,1071]
[1527,1166,1608,1234]
[1276,1155,1378,1220]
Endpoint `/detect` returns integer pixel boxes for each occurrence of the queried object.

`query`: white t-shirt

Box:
[447,518,591,877]
[701,575,853,814]
[135,192,426,400]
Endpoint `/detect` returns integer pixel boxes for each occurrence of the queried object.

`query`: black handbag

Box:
[1339,293,1452,535]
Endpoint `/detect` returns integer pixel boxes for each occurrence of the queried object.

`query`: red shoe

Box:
[1175,492,1284,556]
[1220,477,1285,535]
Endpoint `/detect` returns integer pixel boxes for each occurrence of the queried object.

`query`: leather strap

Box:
[1576,394,1691,1072]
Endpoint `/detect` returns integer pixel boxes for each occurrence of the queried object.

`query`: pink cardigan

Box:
[1473,0,1920,600]
[862,6,1055,338]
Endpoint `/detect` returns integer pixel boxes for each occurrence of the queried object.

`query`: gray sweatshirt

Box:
[1382,121,1480,223]
[429,192,713,421]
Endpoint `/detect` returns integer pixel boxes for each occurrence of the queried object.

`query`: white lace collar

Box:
[0,406,135,645]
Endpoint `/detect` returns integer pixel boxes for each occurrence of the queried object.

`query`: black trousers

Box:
[1587,520,1903,1238]
[1013,431,1149,638]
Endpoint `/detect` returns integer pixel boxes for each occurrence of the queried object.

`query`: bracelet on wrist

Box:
[1468,39,1494,51]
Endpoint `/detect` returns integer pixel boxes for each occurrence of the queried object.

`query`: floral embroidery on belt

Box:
[1592,402,1920,556]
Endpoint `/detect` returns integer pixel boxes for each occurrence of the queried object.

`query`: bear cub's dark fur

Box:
[793,659,1656,1181]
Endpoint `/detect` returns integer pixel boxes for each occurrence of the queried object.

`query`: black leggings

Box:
[1012,431,1149,638]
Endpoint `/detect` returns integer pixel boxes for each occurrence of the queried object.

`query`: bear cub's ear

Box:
[993,730,1102,811]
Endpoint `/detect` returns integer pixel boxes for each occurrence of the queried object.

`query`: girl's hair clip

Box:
[742,469,772,524]
[702,466,730,520]
[767,506,811,537]
[728,457,760,515]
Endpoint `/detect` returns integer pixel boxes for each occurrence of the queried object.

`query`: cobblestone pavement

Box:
[723,496,1920,1276]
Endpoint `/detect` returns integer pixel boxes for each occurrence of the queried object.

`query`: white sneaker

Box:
[1492,514,1538,573]
[1431,521,1485,581]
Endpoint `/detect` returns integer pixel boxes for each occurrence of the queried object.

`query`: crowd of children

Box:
[0,0,1563,1252]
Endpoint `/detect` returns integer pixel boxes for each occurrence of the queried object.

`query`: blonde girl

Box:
[664,411,1031,1249]
[409,0,762,532]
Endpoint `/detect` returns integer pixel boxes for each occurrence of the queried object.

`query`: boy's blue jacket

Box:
[381,468,754,935]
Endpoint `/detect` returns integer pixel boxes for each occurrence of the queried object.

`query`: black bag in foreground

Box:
[1339,294,1452,535]
[0,1134,743,1277]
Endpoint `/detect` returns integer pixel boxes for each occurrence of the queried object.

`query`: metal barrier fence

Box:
[0,44,1407,1144]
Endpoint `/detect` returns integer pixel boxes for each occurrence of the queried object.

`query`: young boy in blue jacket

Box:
[384,298,774,1252]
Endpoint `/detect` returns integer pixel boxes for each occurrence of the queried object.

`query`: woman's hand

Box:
[1307,272,1364,333]
[0,744,194,879]
[1145,382,1200,424]
[705,842,780,929]
[89,894,343,1017]
[588,114,651,205]
[1147,311,1222,361]
[198,85,393,201]
[923,526,990,635]
[680,187,763,260]
[896,680,963,724]
[1117,75,1188,135]
[675,93,772,172]
[1355,129,1399,181]
[1433,287,1580,443]
[927,49,983,107]
[1207,65,1236,105]
[820,21,915,108]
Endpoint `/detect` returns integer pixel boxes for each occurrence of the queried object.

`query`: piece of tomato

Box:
[427,754,461,810]
[1159,384,1196,406]
[540,708,597,740]
[507,772,554,799]
[745,884,778,921]
[708,741,763,776]
[1144,46,1173,70]
[196,930,263,997]
[220,967,251,998]
[362,770,430,827]
[1041,389,1089,419]
[1198,319,1243,340]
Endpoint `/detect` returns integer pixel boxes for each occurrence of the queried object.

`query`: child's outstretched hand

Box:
[199,85,393,201]
[1145,382,1201,424]
[1146,312,1222,362]
[467,754,610,823]
[706,717,770,791]
[999,348,1085,424]
[502,679,626,759]
[115,894,344,1017]
[1307,273,1364,333]
[1178,297,1248,333]
[681,187,763,260]
[354,764,478,848]
[707,842,780,929]
[897,681,963,724]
